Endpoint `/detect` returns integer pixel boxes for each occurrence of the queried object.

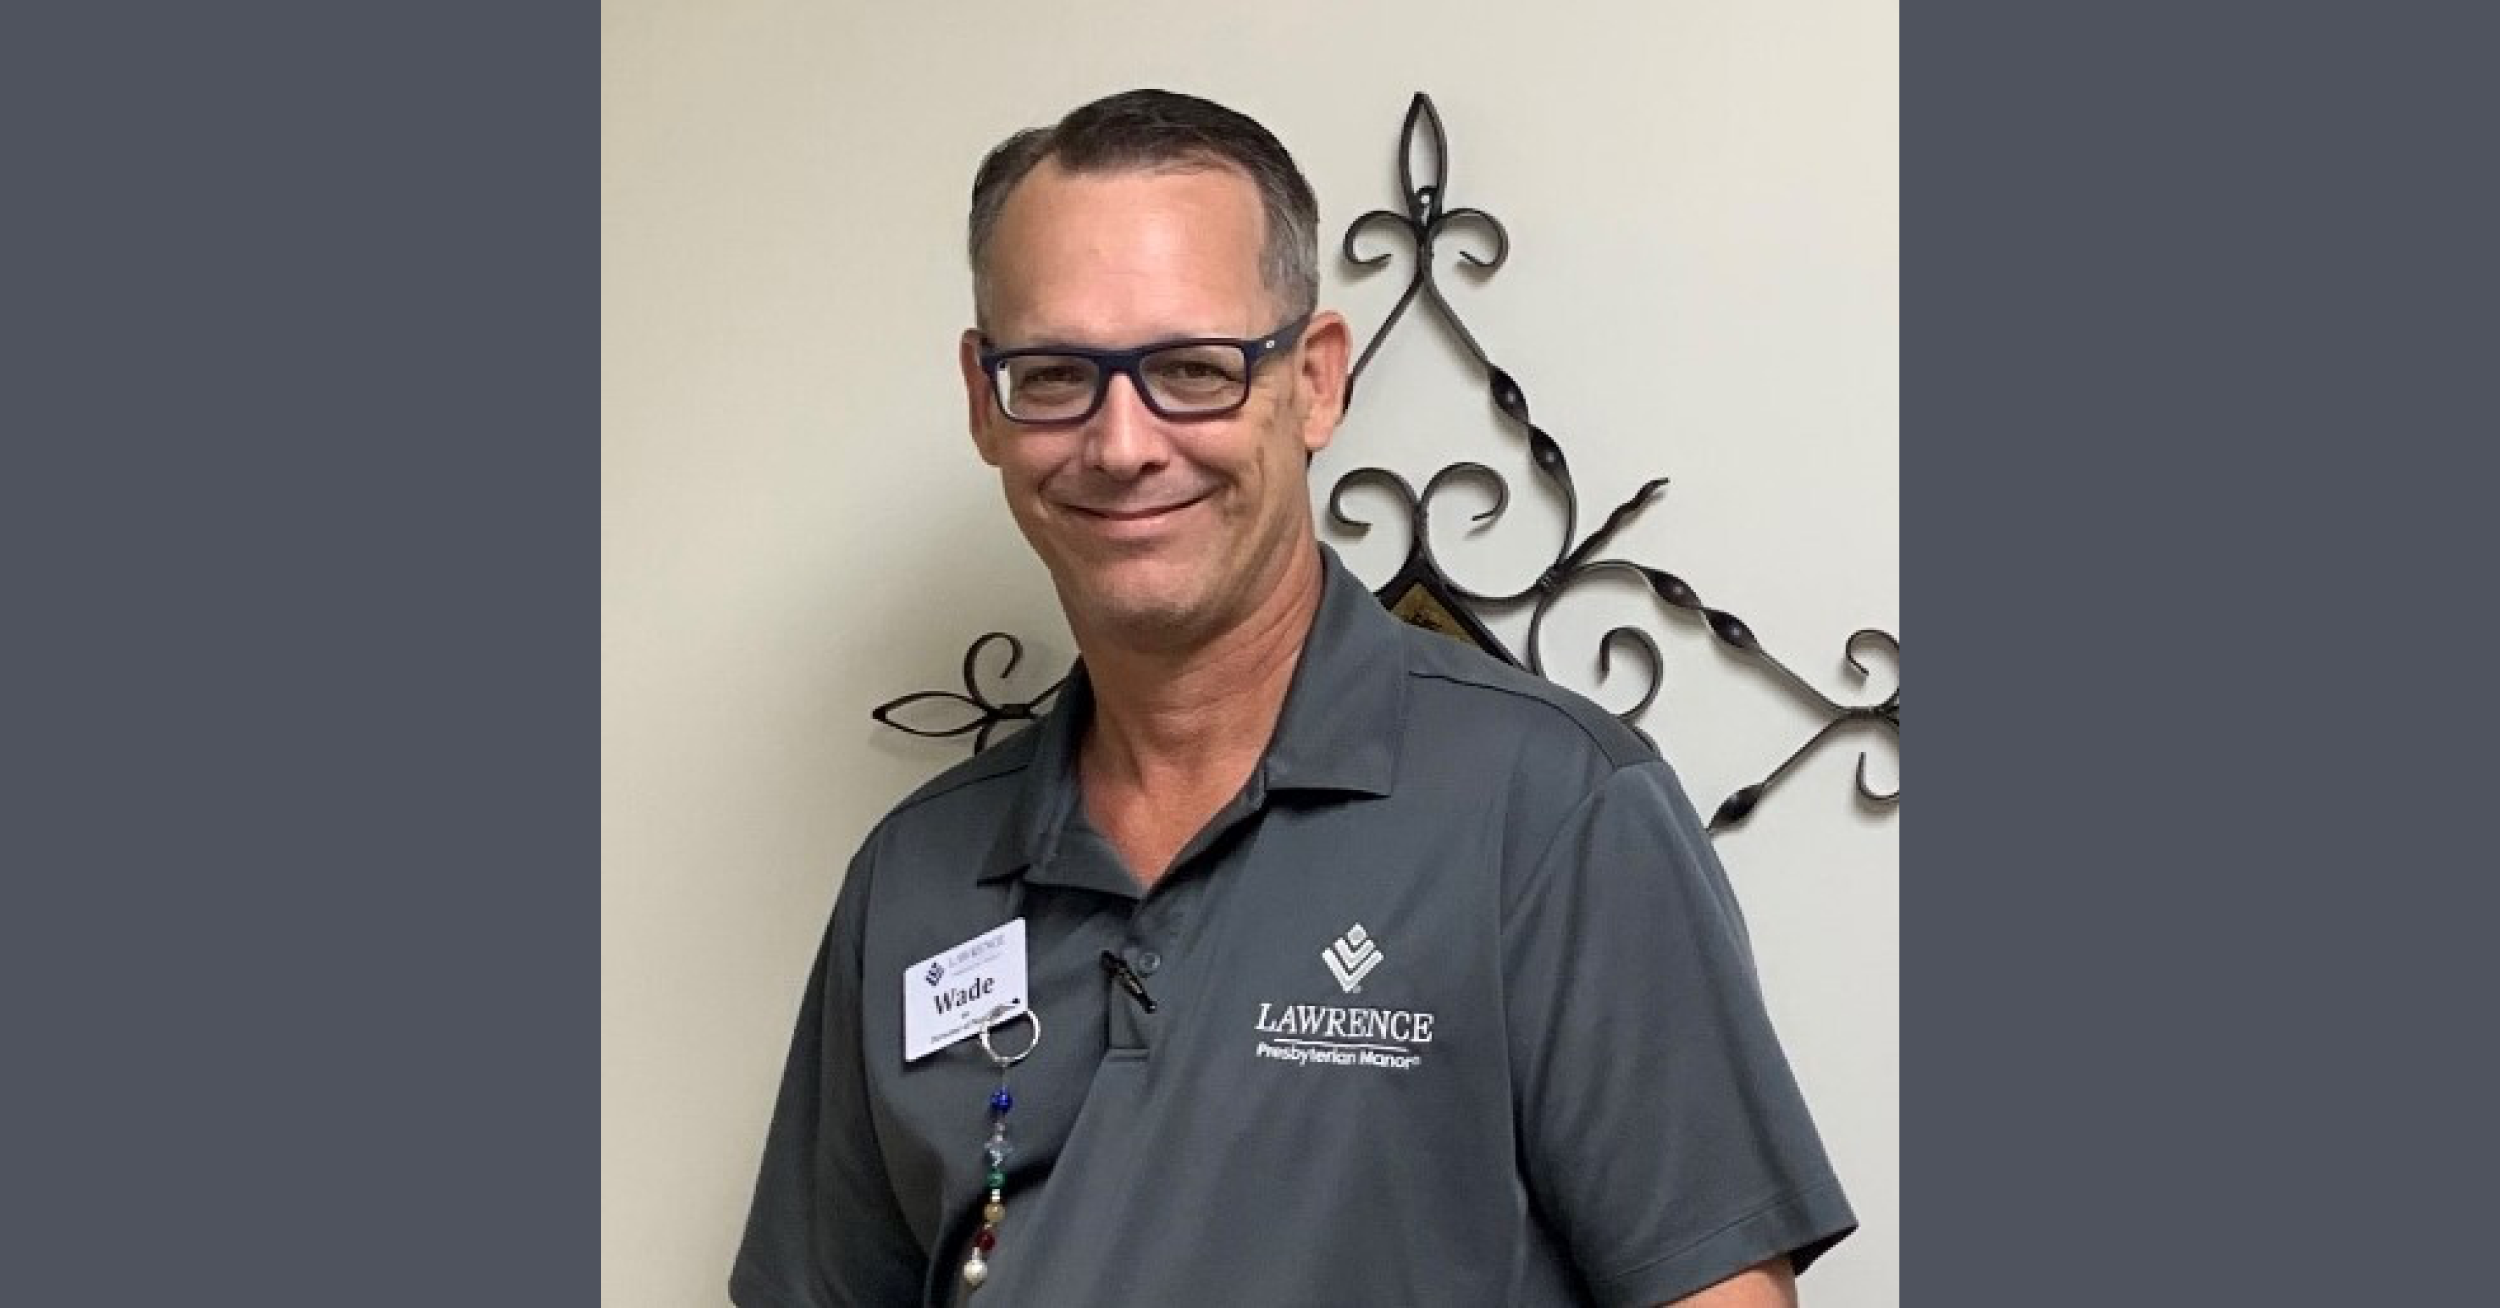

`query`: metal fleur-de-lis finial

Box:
[1708,630,1901,834]
[869,633,1063,754]
[1343,93,1512,398]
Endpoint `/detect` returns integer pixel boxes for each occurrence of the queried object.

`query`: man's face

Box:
[961,161,1348,652]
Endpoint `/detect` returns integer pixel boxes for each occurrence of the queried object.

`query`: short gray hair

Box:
[967,89,1319,330]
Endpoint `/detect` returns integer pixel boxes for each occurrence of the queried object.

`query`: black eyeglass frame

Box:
[975,315,1314,425]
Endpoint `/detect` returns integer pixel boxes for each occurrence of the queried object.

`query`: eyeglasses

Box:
[976,316,1312,425]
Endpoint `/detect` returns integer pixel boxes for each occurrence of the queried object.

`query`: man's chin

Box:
[1085,592,1209,644]
[1059,572,1222,650]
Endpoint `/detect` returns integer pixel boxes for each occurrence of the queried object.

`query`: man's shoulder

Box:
[838,726,1042,901]
[1391,620,1659,774]
[874,721,1042,829]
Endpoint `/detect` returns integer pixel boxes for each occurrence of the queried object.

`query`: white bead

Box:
[962,1255,988,1288]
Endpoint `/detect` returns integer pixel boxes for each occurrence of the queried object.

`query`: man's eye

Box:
[1015,363,1090,390]
[1147,354,1244,387]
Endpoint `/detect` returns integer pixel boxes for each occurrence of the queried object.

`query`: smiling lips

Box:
[1067,494,1208,534]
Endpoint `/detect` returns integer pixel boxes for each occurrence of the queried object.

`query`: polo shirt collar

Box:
[976,544,1406,885]
[1258,544,1406,797]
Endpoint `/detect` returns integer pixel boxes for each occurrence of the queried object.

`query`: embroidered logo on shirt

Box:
[1321,923,1384,993]
[1250,925,1433,1072]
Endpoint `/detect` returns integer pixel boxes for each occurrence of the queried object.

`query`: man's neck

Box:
[1073,545,1324,804]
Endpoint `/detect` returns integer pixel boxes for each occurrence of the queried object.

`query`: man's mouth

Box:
[1070,493,1208,523]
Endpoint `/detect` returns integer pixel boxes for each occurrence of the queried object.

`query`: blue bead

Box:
[990,1089,1014,1113]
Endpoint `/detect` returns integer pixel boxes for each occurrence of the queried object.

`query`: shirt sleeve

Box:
[1502,760,1857,1306]
[729,838,927,1307]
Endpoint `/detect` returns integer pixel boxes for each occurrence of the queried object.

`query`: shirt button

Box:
[1133,949,1162,976]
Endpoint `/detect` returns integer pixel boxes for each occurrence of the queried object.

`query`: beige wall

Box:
[602,1,1897,1303]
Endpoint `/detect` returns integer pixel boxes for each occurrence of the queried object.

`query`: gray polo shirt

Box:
[733,545,1855,1307]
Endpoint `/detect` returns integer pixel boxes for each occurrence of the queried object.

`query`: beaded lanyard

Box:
[962,1006,1040,1292]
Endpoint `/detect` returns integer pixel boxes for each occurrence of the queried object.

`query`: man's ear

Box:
[960,330,1003,467]
[1295,310,1353,457]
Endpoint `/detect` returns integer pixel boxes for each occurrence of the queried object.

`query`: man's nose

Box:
[1083,371,1170,479]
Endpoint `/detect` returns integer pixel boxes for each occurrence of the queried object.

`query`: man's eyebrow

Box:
[1002,332,1106,351]
[997,325,1250,351]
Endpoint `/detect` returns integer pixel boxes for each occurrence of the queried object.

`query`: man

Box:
[732,89,1855,1307]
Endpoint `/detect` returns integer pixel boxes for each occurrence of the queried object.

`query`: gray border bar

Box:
[1,3,597,1302]
[1906,2,2500,1302]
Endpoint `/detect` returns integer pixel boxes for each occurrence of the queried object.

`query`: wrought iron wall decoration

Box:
[872,92,1898,838]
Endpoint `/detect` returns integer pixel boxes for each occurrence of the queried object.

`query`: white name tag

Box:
[902,919,1029,1063]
